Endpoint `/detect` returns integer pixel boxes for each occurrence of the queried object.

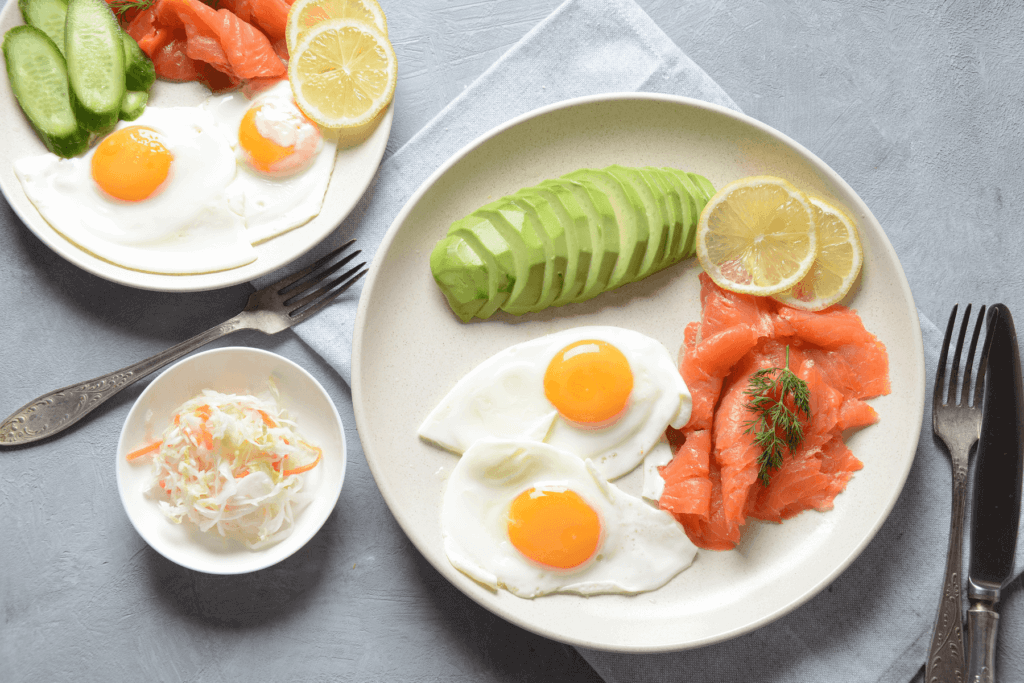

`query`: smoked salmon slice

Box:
[124,0,286,86]
[662,273,890,550]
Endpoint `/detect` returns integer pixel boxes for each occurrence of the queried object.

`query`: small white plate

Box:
[0,0,392,293]
[352,93,925,651]
[116,347,346,574]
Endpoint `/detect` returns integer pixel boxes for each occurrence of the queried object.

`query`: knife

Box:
[966,303,1024,683]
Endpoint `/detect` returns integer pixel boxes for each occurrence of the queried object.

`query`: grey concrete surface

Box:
[3,1,1023,681]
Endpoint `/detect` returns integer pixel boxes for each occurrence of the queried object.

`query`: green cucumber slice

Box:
[19,0,68,56]
[122,30,154,91]
[65,0,125,132]
[119,89,148,121]
[3,26,88,157]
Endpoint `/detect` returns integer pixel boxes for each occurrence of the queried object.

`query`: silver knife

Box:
[966,303,1024,683]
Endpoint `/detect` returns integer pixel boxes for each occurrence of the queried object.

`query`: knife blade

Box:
[966,303,1024,683]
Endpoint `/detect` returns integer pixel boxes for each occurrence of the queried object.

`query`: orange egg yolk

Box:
[91,126,172,202]
[506,488,601,569]
[237,101,320,175]
[543,340,633,426]
[239,105,293,173]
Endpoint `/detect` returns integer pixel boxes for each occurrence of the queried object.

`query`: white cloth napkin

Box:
[259,0,1024,680]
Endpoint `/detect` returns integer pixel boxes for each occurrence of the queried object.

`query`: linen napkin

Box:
[258,0,1024,680]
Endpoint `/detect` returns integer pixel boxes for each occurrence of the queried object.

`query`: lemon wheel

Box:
[288,19,397,129]
[285,0,388,55]
[772,197,863,310]
[695,176,817,296]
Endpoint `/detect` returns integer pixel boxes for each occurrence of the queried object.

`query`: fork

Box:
[926,304,989,683]
[0,240,366,446]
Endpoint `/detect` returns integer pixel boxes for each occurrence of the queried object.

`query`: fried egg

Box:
[441,439,697,597]
[14,106,255,274]
[418,326,691,480]
[202,81,338,244]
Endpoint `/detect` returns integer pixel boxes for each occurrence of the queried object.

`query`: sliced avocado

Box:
[449,225,511,319]
[688,172,716,201]
[475,201,547,315]
[664,168,703,260]
[526,184,592,307]
[448,211,518,307]
[429,234,488,322]
[606,164,670,282]
[511,189,569,311]
[642,167,684,269]
[563,168,647,291]
[540,178,616,303]
[688,172,716,253]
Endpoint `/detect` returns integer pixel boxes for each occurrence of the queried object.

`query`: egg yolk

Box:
[543,340,633,426]
[507,488,601,569]
[238,100,321,175]
[91,126,172,202]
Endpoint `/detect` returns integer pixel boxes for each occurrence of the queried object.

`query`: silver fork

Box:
[0,240,366,446]
[926,303,989,683]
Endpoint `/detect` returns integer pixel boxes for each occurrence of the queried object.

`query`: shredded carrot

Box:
[127,441,162,461]
[283,442,323,476]
[256,409,277,428]
[196,405,212,420]
[198,423,214,450]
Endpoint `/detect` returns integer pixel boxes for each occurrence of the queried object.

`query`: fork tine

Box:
[287,263,367,325]
[282,247,363,301]
[270,239,357,294]
[935,305,957,409]
[947,304,972,406]
[974,307,997,407]
[960,305,986,406]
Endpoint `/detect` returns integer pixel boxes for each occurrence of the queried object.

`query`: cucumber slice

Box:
[121,30,154,91]
[119,89,148,121]
[3,26,88,157]
[65,0,124,132]
[19,0,68,56]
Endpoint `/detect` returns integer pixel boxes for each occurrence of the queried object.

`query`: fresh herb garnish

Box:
[743,346,811,486]
[107,0,156,17]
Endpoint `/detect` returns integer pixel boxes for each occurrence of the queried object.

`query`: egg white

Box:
[202,81,338,244]
[418,326,692,480]
[14,106,255,275]
[441,439,697,598]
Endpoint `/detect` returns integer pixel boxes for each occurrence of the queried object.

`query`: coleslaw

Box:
[127,389,323,549]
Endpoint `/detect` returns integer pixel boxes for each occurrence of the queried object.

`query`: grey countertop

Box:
[3,1,1023,681]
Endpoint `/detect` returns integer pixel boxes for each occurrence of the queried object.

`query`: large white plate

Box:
[0,0,391,292]
[351,93,925,652]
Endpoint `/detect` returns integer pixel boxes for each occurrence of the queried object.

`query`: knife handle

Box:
[966,587,1000,683]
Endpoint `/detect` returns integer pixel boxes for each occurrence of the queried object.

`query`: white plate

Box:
[351,93,926,652]
[116,347,346,574]
[0,0,392,293]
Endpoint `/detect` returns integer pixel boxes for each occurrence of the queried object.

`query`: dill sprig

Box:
[107,0,157,17]
[742,346,811,486]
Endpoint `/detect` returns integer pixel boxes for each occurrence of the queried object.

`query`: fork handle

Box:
[0,314,250,446]
[926,465,969,682]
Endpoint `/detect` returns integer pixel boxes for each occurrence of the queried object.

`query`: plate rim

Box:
[351,91,925,652]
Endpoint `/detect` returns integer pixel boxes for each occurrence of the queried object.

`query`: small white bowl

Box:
[116,346,346,574]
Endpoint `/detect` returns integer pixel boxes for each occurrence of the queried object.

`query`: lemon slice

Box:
[695,176,817,296]
[772,197,863,310]
[288,19,397,129]
[285,0,388,55]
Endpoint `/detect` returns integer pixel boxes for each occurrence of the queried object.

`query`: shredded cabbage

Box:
[140,389,323,549]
